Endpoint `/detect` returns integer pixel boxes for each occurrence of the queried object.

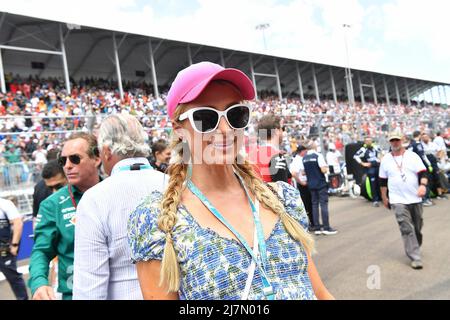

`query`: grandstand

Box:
[0,11,449,105]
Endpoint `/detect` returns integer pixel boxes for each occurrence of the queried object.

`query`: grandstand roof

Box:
[0,10,448,104]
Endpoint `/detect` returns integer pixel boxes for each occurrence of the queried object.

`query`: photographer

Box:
[0,197,28,300]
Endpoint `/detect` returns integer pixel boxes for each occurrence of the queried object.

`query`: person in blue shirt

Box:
[299,141,338,235]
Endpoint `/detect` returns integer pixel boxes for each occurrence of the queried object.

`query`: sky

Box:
[2,0,450,103]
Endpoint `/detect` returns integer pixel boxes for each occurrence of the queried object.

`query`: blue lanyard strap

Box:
[187,177,274,299]
[235,175,270,273]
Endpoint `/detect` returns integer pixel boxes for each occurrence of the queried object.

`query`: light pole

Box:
[255,23,270,51]
[343,23,360,140]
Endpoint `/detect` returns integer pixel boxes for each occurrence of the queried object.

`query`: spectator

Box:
[128,61,334,300]
[32,144,48,166]
[253,114,292,183]
[32,160,67,220]
[379,131,428,269]
[433,132,447,157]
[353,137,382,207]
[150,139,171,173]
[326,143,342,174]
[299,141,337,235]
[421,133,447,199]
[290,144,313,228]
[28,132,101,300]
[408,131,433,206]
[73,114,167,300]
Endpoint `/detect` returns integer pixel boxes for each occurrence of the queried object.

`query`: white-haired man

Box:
[73,114,167,299]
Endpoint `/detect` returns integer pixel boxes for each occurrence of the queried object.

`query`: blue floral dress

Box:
[127,181,316,300]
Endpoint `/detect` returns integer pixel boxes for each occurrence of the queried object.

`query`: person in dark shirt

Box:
[353,137,382,207]
[32,160,67,223]
[299,141,337,235]
[408,131,433,206]
[253,115,292,183]
[149,139,171,173]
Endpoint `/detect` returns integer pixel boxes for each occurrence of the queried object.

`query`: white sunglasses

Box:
[178,104,251,133]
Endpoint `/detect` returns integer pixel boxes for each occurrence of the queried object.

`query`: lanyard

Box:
[392,152,404,171]
[68,185,78,209]
[391,152,406,182]
[187,175,274,299]
[117,163,153,172]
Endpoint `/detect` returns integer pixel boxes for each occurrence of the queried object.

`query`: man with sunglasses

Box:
[29,132,101,300]
[379,132,428,270]
[73,114,166,300]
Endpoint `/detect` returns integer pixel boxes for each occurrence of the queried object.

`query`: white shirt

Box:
[421,141,439,156]
[433,136,446,152]
[289,154,307,183]
[0,198,21,221]
[379,150,426,205]
[73,157,168,300]
[326,150,342,173]
[32,149,48,165]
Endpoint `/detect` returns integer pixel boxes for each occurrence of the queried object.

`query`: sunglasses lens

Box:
[192,109,219,133]
[227,105,250,129]
[69,155,81,165]
[59,155,81,166]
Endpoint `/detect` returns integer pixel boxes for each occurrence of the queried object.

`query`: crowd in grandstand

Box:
[1,74,449,190]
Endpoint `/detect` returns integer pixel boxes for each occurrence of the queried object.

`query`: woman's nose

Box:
[216,115,232,133]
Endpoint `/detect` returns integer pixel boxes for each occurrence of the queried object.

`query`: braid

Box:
[233,161,315,254]
[157,136,187,292]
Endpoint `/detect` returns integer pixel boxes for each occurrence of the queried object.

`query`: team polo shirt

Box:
[28,184,83,297]
[299,150,328,190]
[379,150,426,205]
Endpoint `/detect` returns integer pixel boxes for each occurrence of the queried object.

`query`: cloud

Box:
[383,0,450,62]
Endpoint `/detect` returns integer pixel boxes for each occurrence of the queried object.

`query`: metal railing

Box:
[0,161,43,193]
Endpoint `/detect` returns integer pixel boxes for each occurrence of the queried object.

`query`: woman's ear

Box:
[173,124,187,141]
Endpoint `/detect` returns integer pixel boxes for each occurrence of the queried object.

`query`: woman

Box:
[128,61,334,300]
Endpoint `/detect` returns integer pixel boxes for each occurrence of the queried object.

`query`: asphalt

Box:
[1,195,449,300]
[313,195,450,300]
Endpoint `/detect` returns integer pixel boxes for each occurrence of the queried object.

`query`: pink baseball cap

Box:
[166,61,255,119]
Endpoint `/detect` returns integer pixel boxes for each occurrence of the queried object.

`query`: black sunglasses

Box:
[58,154,82,166]
[178,104,251,133]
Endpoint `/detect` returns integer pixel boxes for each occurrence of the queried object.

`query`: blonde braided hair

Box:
[233,160,314,254]
[157,132,187,292]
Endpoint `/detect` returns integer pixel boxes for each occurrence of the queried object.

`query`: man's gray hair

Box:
[98,114,150,158]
